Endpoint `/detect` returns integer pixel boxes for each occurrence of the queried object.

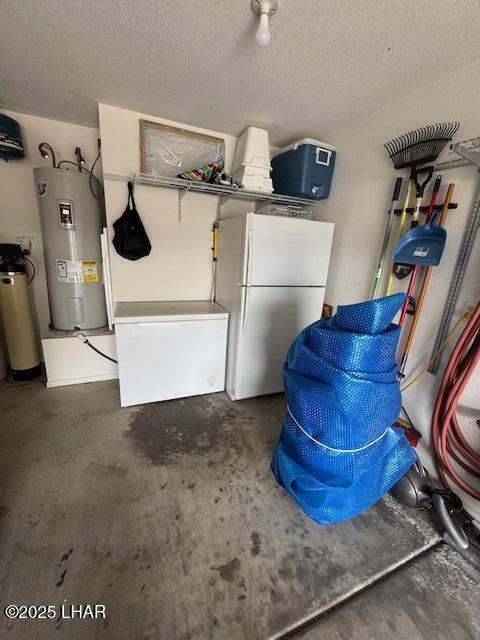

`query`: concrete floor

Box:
[0,379,479,639]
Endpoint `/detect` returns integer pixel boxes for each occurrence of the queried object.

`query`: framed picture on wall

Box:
[139,120,225,178]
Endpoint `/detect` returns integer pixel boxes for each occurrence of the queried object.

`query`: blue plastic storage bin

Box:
[271,138,336,199]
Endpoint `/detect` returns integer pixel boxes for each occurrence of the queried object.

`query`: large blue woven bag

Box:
[271,293,415,524]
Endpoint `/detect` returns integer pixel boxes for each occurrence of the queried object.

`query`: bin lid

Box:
[114,300,228,323]
[272,138,336,157]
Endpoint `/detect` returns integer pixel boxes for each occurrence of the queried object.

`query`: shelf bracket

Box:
[254,198,270,211]
[216,194,234,221]
[177,184,192,222]
[219,194,232,206]
[216,198,223,221]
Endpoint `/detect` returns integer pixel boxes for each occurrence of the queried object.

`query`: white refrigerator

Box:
[215,212,334,400]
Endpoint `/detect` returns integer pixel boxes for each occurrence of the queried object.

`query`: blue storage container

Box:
[271,138,336,199]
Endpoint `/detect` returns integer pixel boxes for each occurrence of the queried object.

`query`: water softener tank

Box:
[0,244,41,380]
[34,168,107,331]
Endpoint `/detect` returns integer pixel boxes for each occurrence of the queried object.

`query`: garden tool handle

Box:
[402,183,455,356]
[371,177,403,299]
[426,175,443,223]
[392,176,403,202]
[413,166,434,198]
[439,183,456,225]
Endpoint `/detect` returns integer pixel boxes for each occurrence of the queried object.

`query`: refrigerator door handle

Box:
[245,227,253,287]
[242,286,250,333]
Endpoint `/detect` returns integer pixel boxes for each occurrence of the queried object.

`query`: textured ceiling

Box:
[1,0,480,145]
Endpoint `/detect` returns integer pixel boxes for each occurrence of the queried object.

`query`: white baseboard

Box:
[42,331,118,388]
[46,372,119,388]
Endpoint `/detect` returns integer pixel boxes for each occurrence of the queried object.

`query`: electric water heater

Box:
[34,168,107,331]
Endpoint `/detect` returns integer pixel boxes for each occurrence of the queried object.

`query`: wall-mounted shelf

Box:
[132,172,318,206]
[104,172,320,222]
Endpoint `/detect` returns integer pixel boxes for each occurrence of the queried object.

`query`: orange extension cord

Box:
[432,301,480,501]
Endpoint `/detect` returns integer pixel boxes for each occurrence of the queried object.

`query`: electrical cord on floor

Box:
[75,331,117,364]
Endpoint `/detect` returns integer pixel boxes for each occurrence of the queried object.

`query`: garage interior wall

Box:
[0,111,102,374]
[315,59,480,519]
[1,67,478,513]
[99,104,238,304]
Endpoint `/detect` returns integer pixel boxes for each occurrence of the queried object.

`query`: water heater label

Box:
[82,261,99,282]
[56,259,83,283]
[56,259,68,279]
[58,201,74,229]
[56,259,99,283]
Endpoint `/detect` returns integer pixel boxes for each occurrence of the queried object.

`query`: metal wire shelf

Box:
[131,173,319,207]
[104,172,321,221]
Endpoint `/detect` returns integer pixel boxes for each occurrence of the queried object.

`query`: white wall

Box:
[315,61,480,520]
[99,104,237,304]
[0,110,101,346]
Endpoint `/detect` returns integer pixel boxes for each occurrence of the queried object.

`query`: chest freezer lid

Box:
[272,138,336,158]
[114,300,228,324]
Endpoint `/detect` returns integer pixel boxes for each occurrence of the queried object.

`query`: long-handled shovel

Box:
[397,174,442,326]
[398,183,455,377]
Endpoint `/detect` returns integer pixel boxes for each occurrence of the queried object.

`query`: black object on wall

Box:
[0,114,25,161]
[113,182,152,261]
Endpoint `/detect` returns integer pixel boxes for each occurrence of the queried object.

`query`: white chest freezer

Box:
[114,301,228,407]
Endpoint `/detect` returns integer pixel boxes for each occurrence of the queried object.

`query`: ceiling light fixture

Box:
[251,0,278,48]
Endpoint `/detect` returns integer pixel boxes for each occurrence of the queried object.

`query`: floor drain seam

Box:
[269,537,443,640]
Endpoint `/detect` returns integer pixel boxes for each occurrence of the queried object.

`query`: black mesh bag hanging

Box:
[112,182,151,260]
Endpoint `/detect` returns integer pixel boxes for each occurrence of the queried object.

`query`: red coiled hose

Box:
[432,302,480,500]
